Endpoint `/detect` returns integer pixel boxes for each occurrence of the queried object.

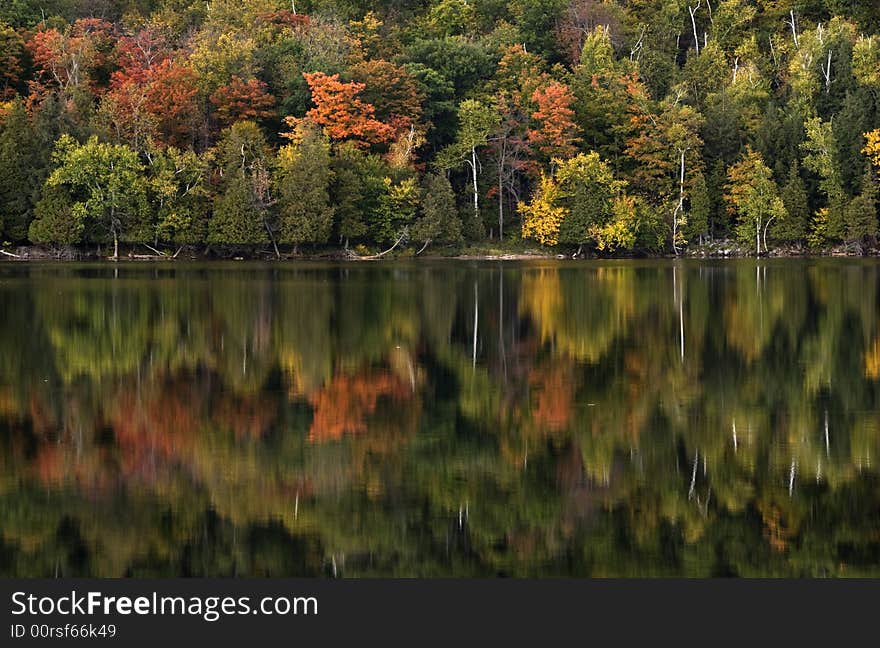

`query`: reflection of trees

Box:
[1,261,880,576]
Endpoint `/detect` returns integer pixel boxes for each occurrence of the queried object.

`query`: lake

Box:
[0,259,878,577]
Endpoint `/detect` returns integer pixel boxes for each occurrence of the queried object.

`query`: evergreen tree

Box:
[411,172,462,252]
[208,173,268,245]
[845,166,878,249]
[208,121,272,246]
[775,163,809,243]
[28,184,81,245]
[686,173,710,245]
[275,123,335,249]
[0,100,35,241]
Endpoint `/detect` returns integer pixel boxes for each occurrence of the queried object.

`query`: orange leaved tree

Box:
[292,71,395,147]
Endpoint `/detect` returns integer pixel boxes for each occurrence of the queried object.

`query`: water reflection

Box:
[0,259,878,576]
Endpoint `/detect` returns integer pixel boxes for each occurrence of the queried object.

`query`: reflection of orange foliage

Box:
[308,371,410,443]
[214,395,278,441]
[529,365,573,432]
[33,444,66,486]
[759,502,791,553]
[109,380,202,479]
[29,392,57,437]
[30,434,113,493]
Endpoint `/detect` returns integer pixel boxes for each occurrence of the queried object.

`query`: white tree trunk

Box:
[673,149,687,256]
[755,217,761,256]
[471,147,479,221]
[689,3,701,55]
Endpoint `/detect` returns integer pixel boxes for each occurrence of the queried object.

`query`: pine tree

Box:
[208,121,272,247]
[208,173,268,245]
[28,184,82,245]
[275,122,334,249]
[845,166,878,250]
[0,99,35,241]
[411,172,463,252]
[686,173,710,245]
[775,163,809,243]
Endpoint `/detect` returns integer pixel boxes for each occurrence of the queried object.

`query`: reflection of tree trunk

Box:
[472,281,479,370]
[674,265,684,363]
[499,268,507,383]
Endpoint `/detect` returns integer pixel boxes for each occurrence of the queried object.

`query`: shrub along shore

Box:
[1,239,877,263]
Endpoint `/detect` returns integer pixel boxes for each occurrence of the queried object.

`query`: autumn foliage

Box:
[292,72,395,147]
[529,82,581,161]
[308,370,410,443]
[210,76,276,128]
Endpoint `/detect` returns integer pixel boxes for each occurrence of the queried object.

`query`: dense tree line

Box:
[0,1,880,256]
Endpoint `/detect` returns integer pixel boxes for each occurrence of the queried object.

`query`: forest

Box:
[0,1,880,257]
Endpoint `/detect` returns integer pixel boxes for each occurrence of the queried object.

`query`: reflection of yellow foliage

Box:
[521,266,638,363]
[0,387,16,417]
[519,267,562,344]
[865,336,880,378]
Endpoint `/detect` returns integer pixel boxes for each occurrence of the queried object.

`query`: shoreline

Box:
[1,241,878,262]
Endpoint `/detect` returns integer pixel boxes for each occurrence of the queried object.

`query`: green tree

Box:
[275,122,335,250]
[208,121,272,247]
[411,172,463,253]
[724,148,786,255]
[208,173,268,245]
[28,184,80,245]
[686,172,710,245]
[774,163,809,243]
[374,176,420,244]
[845,166,878,251]
[802,117,848,243]
[41,135,149,257]
[437,99,500,231]
[331,142,388,248]
[150,147,209,245]
[0,99,32,240]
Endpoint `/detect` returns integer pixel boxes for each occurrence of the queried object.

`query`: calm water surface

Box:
[1,259,879,577]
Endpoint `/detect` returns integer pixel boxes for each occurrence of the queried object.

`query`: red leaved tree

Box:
[528,81,581,162]
[210,76,276,128]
